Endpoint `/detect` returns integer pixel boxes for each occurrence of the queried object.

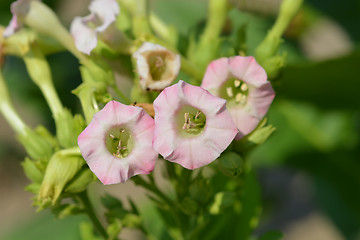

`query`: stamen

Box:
[235,93,243,103]
[155,56,164,68]
[195,111,201,119]
[226,87,234,97]
[240,83,248,91]
[234,79,241,88]
[109,134,115,139]
[240,96,247,105]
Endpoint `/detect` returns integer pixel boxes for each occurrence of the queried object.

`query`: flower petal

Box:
[201,56,275,137]
[78,101,157,185]
[228,56,267,87]
[70,16,98,55]
[153,80,238,169]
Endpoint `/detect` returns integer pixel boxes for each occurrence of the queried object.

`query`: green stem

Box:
[188,0,229,70]
[200,0,228,45]
[23,44,64,118]
[78,191,109,240]
[0,68,28,135]
[133,0,152,38]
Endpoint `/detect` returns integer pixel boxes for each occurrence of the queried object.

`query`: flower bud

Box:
[64,168,96,194]
[37,148,84,207]
[217,152,244,177]
[18,126,54,161]
[21,157,43,183]
[133,42,180,91]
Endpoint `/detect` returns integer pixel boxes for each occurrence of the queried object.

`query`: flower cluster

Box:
[2,0,275,186]
[78,56,274,184]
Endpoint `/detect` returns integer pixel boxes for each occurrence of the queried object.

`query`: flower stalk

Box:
[78,190,109,240]
[23,43,64,118]
[0,67,27,135]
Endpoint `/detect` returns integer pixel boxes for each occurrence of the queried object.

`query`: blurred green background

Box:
[0,0,359,239]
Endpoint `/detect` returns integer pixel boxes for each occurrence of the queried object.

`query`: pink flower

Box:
[201,56,275,138]
[78,101,157,185]
[133,42,181,91]
[3,0,36,37]
[70,0,119,55]
[153,80,238,170]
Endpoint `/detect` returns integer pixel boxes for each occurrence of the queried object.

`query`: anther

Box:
[226,87,234,97]
[240,83,248,91]
[234,79,241,88]
[155,56,164,68]
[109,134,115,139]
[235,93,243,103]
[240,96,247,105]
[195,111,201,119]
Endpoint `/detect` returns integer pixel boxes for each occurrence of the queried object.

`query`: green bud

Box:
[18,127,54,161]
[2,28,36,56]
[37,148,84,207]
[3,28,63,57]
[217,152,244,177]
[25,183,41,194]
[21,157,44,183]
[65,168,96,194]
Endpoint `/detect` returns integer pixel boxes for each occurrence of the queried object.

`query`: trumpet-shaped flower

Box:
[153,80,238,170]
[133,42,181,91]
[201,56,275,138]
[3,0,38,37]
[78,101,157,185]
[70,0,119,55]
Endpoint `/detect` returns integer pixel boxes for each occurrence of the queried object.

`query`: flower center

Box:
[84,14,103,29]
[220,78,249,106]
[147,51,173,81]
[176,106,206,137]
[105,127,134,158]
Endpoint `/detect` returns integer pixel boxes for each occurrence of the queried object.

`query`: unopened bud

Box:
[65,168,95,194]
[21,157,43,183]
[37,148,84,207]
[217,152,244,177]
